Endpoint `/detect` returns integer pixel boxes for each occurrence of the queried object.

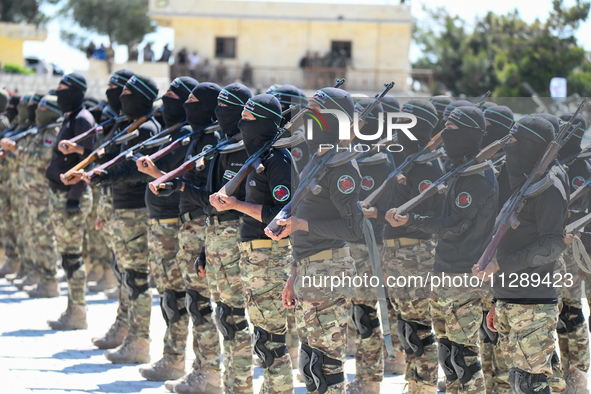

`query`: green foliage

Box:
[60,0,155,48]
[3,63,35,74]
[413,0,591,97]
[0,0,59,24]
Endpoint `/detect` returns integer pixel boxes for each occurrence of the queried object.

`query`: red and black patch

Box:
[292,147,303,161]
[418,180,432,193]
[273,185,290,202]
[361,176,375,191]
[43,137,54,147]
[338,175,356,194]
[572,176,585,190]
[455,192,472,208]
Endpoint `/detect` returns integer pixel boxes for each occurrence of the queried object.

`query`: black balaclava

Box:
[558,113,587,160]
[215,83,253,137]
[430,95,453,136]
[120,74,158,120]
[27,93,43,124]
[381,95,401,113]
[443,100,475,118]
[56,73,87,113]
[272,84,306,125]
[353,98,384,145]
[442,106,486,164]
[0,89,8,112]
[480,101,497,112]
[305,87,355,154]
[398,99,438,155]
[239,94,283,156]
[6,95,21,123]
[163,76,198,128]
[533,113,561,134]
[83,96,103,123]
[106,69,134,114]
[36,95,62,127]
[504,116,555,189]
[481,105,514,148]
[184,82,221,129]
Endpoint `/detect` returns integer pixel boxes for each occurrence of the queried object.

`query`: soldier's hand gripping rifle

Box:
[62,114,127,149]
[62,106,161,181]
[216,79,346,198]
[476,98,588,272]
[85,121,189,182]
[265,81,395,237]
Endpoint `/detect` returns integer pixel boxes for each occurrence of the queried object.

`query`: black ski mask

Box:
[441,106,485,164]
[558,113,587,160]
[56,73,87,113]
[533,113,561,134]
[215,83,253,137]
[504,116,555,189]
[481,105,514,148]
[27,93,43,124]
[353,98,383,146]
[106,69,134,113]
[272,84,306,125]
[305,87,355,154]
[398,99,438,155]
[239,94,282,156]
[6,95,20,123]
[120,74,158,119]
[183,82,221,129]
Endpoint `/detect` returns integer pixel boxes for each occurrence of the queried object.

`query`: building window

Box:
[215,37,236,59]
[331,41,352,59]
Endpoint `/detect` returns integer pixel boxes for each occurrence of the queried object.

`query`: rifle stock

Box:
[566,212,591,234]
[148,161,196,194]
[476,223,510,271]
[149,139,182,163]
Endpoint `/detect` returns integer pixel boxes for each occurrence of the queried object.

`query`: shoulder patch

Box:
[43,137,54,147]
[223,169,236,181]
[292,147,303,161]
[360,175,375,191]
[202,144,213,153]
[338,174,356,194]
[572,175,585,190]
[273,185,290,202]
[418,180,432,193]
[455,192,472,208]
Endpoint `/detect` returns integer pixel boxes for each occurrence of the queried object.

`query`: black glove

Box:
[194,246,206,274]
[157,179,183,197]
[90,170,108,186]
[65,199,81,216]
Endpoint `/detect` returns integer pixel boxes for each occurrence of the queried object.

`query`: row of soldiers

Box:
[0,68,590,394]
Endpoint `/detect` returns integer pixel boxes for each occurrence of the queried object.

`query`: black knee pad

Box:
[160,290,187,326]
[450,342,481,385]
[509,368,550,394]
[352,303,379,339]
[214,301,248,341]
[396,316,435,357]
[185,289,212,327]
[309,347,344,394]
[299,343,317,392]
[438,338,458,381]
[122,269,149,300]
[479,311,498,345]
[253,326,288,369]
[558,305,584,334]
[61,254,83,280]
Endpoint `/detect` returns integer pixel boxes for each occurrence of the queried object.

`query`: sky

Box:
[22,0,591,74]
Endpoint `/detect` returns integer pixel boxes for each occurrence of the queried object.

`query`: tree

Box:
[0,0,59,24]
[413,1,591,97]
[59,0,155,53]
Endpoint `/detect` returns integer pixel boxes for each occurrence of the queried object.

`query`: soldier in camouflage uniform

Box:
[211,93,294,394]
[0,94,21,278]
[45,74,96,330]
[16,95,62,298]
[156,82,254,393]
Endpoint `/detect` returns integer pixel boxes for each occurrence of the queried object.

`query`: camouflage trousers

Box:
[558,246,590,374]
[496,302,559,392]
[206,218,252,393]
[348,242,384,383]
[240,241,293,394]
[48,188,92,306]
[176,217,220,371]
[0,173,18,263]
[294,246,357,394]
[431,280,487,393]
[10,170,33,273]
[481,297,501,394]
[110,208,150,339]
[382,239,438,388]
[24,181,58,280]
[84,186,111,272]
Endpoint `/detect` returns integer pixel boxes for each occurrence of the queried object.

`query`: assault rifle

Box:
[86,121,189,181]
[476,98,588,271]
[62,114,127,148]
[62,106,161,181]
[570,177,591,206]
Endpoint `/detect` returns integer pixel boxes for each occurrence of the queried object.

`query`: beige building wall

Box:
[0,23,47,67]
[149,0,412,92]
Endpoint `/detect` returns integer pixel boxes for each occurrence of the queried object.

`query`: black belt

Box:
[180,209,205,224]
[205,215,240,226]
